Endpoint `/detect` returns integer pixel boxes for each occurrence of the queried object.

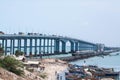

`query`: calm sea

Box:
[70,51,120,71]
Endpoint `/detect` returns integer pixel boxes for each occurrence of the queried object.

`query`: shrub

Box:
[0,56,24,76]
[39,73,47,79]
[15,50,24,57]
[0,47,4,57]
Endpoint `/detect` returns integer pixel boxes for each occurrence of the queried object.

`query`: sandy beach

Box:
[40,59,68,80]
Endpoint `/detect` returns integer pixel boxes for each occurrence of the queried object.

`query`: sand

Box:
[40,59,68,80]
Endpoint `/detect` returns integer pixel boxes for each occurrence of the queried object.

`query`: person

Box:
[55,71,57,75]
[83,60,86,66]
[22,57,25,62]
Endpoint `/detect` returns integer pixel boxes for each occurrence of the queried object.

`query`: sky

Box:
[0,0,120,47]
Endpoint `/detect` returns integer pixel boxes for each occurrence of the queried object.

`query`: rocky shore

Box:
[66,64,120,80]
[59,50,119,62]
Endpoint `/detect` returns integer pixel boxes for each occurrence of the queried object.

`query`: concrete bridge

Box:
[0,33,105,56]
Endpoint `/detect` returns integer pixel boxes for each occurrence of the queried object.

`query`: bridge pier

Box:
[78,43,81,51]
[47,39,49,54]
[29,39,32,56]
[54,39,60,54]
[35,39,37,56]
[24,39,27,55]
[17,39,20,51]
[43,39,45,54]
[5,39,7,55]
[50,39,53,54]
[70,42,74,53]
[13,39,15,54]
[62,41,66,53]
[75,42,78,52]
[19,39,21,51]
[10,39,12,55]
[39,39,41,56]
[2,39,4,48]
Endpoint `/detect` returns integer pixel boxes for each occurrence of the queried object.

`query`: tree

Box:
[15,50,24,57]
[0,47,4,57]
[0,56,24,76]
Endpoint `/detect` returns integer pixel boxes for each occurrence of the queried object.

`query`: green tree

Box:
[15,50,24,57]
[0,56,24,76]
[0,47,4,57]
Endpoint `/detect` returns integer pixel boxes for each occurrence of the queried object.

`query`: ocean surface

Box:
[70,51,120,71]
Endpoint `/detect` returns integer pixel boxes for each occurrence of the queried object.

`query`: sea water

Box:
[70,51,120,71]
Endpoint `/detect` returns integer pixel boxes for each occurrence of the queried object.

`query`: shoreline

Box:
[0,50,120,80]
[34,56,120,80]
[59,50,120,62]
[0,54,120,80]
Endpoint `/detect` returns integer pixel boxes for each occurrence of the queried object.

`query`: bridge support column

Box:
[13,39,15,54]
[79,43,81,51]
[35,39,37,56]
[10,39,12,55]
[47,39,49,54]
[75,42,78,52]
[78,43,80,51]
[29,39,32,56]
[5,39,7,55]
[50,39,53,54]
[43,39,46,54]
[2,39,4,48]
[70,42,74,53]
[17,39,20,51]
[54,40,60,54]
[39,39,41,57]
[62,41,66,53]
[19,39,21,51]
[24,39,27,55]
[94,45,98,52]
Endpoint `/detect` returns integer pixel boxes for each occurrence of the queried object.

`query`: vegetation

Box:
[0,56,24,76]
[39,73,47,79]
[0,47,4,57]
[15,50,24,57]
